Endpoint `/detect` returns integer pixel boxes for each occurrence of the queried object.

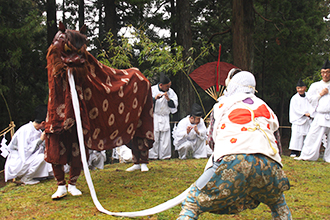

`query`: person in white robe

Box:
[288,78,313,157]
[4,105,53,185]
[113,145,133,163]
[149,72,178,160]
[173,103,208,159]
[296,60,330,162]
[88,150,106,170]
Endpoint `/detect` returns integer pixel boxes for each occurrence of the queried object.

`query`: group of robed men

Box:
[289,59,330,163]
[148,72,211,161]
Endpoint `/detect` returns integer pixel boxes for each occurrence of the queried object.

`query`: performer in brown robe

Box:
[45,22,154,199]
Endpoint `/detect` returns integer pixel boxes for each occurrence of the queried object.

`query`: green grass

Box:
[1,156,330,219]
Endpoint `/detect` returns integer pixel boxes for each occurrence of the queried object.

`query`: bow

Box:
[228,104,271,125]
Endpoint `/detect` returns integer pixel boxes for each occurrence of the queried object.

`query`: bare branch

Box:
[253,4,282,32]
[253,4,272,22]
[150,0,170,16]
[207,28,231,44]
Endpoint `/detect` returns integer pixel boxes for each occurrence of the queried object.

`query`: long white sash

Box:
[67,70,189,217]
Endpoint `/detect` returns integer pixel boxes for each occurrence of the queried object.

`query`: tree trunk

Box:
[78,0,84,29]
[232,0,254,72]
[259,2,269,100]
[62,0,66,24]
[46,0,57,46]
[104,0,117,41]
[98,0,104,40]
[170,0,176,47]
[279,91,285,136]
[176,0,195,119]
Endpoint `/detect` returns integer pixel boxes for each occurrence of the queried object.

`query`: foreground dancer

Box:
[45,22,154,199]
[178,71,291,219]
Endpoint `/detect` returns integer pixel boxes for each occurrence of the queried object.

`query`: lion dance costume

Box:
[44,22,154,199]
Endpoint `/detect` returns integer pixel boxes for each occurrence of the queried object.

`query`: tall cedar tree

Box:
[0,0,48,169]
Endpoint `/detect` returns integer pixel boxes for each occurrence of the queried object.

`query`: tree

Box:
[189,0,329,129]
[232,0,254,71]
[0,0,48,169]
[104,0,117,41]
[175,0,195,119]
[253,0,330,128]
[47,0,57,46]
[78,0,84,28]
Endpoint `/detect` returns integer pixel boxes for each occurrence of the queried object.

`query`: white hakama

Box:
[149,85,178,159]
[112,145,133,163]
[172,116,208,159]
[298,80,330,162]
[288,93,313,151]
[88,150,106,170]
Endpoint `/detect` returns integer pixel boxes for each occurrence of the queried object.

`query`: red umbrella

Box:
[189,61,238,100]
[190,61,238,90]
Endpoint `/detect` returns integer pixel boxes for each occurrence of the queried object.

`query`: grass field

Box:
[1,156,330,219]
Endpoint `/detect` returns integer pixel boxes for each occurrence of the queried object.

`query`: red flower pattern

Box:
[230,138,237,143]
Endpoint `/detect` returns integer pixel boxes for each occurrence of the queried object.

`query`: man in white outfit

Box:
[296,60,330,162]
[288,78,313,157]
[4,105,53,184]
[173,103,208,159]
[88,150,106,170]
[112,145,133,163]
[149,72,178,160]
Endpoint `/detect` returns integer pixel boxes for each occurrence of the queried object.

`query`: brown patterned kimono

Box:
[44,23,154,185]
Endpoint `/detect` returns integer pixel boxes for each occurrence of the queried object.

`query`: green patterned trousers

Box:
[178,154,292,220]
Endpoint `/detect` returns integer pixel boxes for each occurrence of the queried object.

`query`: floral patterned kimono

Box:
[178,71,291,220]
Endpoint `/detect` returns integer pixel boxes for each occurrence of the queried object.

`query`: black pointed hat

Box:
[190,103,203,117]
[159,72,171,84]
[322,59,330,69]
[296,78,306,87]
[34,104,47,123]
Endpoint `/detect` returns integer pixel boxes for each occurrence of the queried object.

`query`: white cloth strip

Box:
[68,70,189,217]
